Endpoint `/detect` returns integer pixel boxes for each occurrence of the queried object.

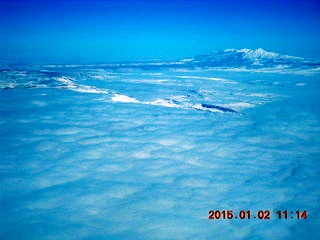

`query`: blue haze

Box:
[1,0,320,62]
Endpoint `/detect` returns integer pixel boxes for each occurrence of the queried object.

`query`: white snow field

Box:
[0,57,320,239]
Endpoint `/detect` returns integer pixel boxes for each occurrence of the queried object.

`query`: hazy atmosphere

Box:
[1,0,320,62]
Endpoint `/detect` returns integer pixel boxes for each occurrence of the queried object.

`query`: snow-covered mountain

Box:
[3,48,317,73]
[180,48,320,70]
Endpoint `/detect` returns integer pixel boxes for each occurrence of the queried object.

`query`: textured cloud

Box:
[1,63,320,239]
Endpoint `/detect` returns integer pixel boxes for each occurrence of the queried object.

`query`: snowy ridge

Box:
[1,54,316,117]
[236,48,279,60]
[0,67,258,114]
[111,94,240,113]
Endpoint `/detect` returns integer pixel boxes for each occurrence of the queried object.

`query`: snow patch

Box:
[112,94,140,103]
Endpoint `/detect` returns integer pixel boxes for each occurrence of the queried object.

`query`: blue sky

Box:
[1,0,320,62]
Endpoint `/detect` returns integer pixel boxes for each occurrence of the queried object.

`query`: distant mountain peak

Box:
[180,48,319,70]
[223,48,279,59]
[242,48,279,59]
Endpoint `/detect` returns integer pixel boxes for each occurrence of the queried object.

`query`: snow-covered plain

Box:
[0,60,320,239]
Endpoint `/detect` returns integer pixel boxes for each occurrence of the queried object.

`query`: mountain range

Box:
[2,48,318,72]
[179,48,320,70]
